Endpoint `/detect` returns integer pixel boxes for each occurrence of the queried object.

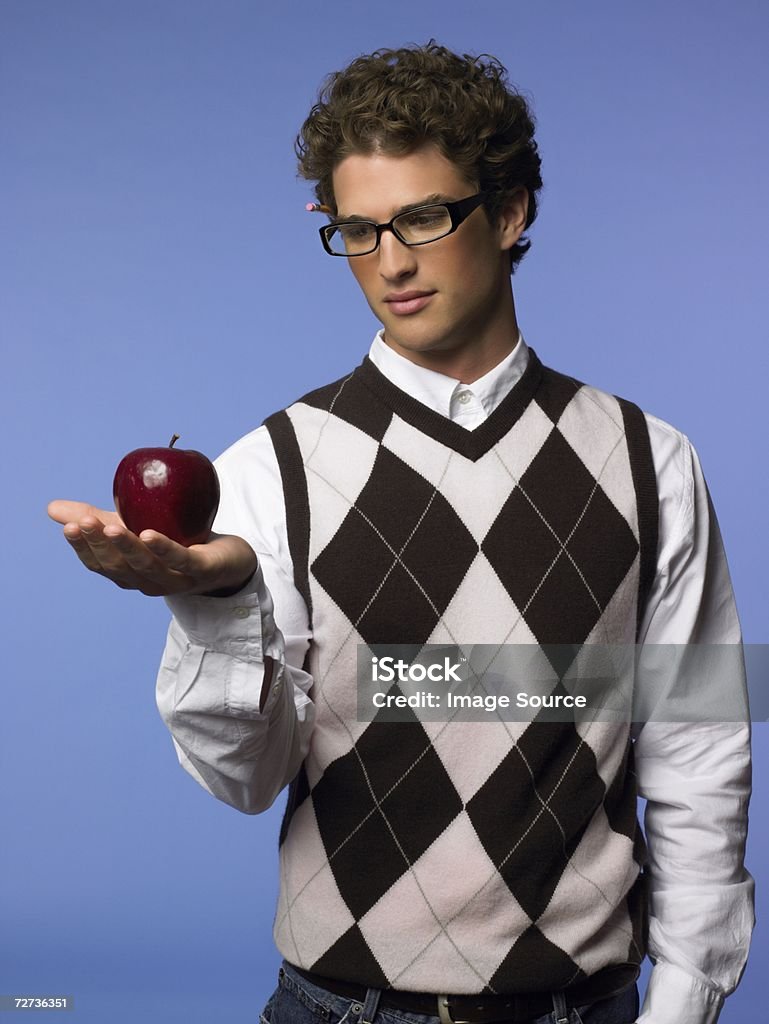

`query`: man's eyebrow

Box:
[331,193,455,224]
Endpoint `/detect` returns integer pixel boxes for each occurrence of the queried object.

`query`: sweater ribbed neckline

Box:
[355,346,545,462]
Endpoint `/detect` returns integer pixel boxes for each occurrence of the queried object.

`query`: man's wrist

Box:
[198,567,258,597]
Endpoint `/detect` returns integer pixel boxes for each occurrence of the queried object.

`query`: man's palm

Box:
[47,499,256,597]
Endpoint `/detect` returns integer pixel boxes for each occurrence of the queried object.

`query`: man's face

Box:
[330,144,527,372]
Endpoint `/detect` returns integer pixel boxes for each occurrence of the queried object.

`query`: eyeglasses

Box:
[319,191,491,257]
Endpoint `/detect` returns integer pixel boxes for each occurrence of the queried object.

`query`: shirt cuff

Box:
[637,962,725,1024]
[163,566,275,662]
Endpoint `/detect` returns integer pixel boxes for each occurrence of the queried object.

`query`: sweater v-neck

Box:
[356,345,545,462]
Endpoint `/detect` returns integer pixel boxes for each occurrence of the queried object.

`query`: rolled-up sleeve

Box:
[633,416,755,1024]
[155,425,315,814]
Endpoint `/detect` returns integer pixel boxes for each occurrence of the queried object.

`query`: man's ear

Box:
[497,187,529,251]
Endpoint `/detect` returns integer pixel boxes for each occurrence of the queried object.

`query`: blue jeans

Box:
[260,962,639,1024]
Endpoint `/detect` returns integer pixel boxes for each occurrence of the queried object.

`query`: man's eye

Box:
[402,211,445,228]
[340,224,374,240]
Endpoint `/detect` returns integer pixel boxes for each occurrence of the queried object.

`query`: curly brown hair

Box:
[295,40,543,272]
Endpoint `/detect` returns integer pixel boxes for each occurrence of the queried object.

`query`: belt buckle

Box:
[437,995,471,1024]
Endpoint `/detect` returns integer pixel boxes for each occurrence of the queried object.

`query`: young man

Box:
[49,42,753,1024]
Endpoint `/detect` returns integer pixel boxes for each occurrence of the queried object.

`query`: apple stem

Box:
[169,433,180,448]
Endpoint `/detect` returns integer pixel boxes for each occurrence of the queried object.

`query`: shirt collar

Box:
[367,328,530,418]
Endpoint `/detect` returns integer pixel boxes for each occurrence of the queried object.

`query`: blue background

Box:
[2,1,767,1021]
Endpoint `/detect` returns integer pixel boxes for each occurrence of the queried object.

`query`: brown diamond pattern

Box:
[312,446,478,645]
[482,429,638,647]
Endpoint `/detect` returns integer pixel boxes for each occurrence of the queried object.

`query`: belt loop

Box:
[437,996,454,1024]
[551,990,569,1024]
[359,985,382,1024]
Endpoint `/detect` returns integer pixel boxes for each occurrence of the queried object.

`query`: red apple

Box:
[113,434,220,546]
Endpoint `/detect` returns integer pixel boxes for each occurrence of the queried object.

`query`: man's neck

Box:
[381,292,520,384]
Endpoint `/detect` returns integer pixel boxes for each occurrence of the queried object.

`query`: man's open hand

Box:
[47,500,257,597]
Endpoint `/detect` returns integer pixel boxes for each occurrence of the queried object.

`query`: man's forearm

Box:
[156,569,315,814]
[634,720,754,1024]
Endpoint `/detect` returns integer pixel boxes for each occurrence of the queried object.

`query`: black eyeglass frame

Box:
[319,191,492,257]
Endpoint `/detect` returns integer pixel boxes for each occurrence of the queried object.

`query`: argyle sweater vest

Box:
[263,346,659,996]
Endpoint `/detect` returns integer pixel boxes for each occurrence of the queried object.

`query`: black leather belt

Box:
[289,962,638,1024]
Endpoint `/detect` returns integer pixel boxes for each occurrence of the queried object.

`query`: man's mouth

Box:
[383,291,436,315]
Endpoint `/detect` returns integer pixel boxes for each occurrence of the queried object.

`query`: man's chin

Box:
[381,322,455,355]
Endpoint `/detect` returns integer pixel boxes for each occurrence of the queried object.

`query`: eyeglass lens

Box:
[326,206,453,255]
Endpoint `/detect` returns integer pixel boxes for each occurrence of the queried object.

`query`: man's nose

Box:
[377,228,417,279]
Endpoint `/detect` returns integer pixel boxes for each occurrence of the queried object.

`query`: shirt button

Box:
[457,390,472,404]
[233,607,250,619]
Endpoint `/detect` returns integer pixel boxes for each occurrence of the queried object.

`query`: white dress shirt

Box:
[157,330,754,1024]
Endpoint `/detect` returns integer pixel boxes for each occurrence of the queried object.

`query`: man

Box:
[49,41,753,1024]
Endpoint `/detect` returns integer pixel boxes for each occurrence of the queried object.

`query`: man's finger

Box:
[48,499,93,523]
[75,523,143,582]
[48,500,123,529]
[77,519,122,565]
[139,531,197,574]
[62,528,108,575]
[102,528,180,579]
